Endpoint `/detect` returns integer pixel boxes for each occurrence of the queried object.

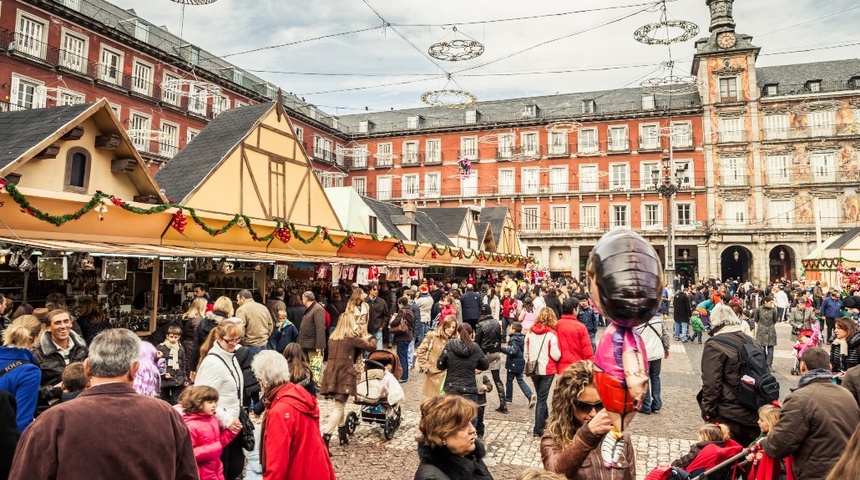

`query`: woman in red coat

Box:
[556,297,595,373]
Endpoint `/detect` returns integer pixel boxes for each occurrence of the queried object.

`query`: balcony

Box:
[401,151,422,166]
[10,32,48,60]
[375,155,394,168]
[671,133,695,150]
[717,130,747,144]
[546,144,570,157]
[313,148,335,164]
[458,150,480,162]
[577,140,601,156]
[639,139,661,152]
[607,138,630,153]
[424,152,443,165]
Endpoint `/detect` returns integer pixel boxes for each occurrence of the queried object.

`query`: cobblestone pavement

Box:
[325,321,801,479]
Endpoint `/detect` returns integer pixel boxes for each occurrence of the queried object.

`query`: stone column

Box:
[698,243,711,281]
[570,246,580,280]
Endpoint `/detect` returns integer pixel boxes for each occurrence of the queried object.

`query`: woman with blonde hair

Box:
[526,307,562,437]
[319,310,376,450]
[192,296,234,374]
[416,315,457,398]
[541,360,634,479]
[182,297,208,367]
[0,315,42,432]
[346,288,369,335]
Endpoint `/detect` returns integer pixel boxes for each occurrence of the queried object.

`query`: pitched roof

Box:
[414,211,453,246]
[418,208,470,236]
[360,196,453,246]
[155,102,274,202]
[479,207,510,245]
[0,103,93,170]
[825,226,860,251]
[756,59,860,89]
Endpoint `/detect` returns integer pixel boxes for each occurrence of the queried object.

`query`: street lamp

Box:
[779,248,786,261]
[733,248,739,262]
[651,149,688,281]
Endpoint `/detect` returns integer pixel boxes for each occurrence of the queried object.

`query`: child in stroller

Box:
[645,423,748,480]
[791,324,821,375]
[345,350,404,440]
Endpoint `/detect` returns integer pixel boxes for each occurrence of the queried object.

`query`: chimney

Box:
[403,200,417,220]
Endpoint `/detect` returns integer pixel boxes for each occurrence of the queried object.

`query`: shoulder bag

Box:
[524,334,547,377]
[214,354,255,450]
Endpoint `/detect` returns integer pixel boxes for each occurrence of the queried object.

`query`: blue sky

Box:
[111,0,858,114]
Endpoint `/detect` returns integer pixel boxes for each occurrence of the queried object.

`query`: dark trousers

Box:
[505,370,533,402]
[221,434,245,480]
[501,316,514,343]
[160,385,185,405]
[490,369,506,410]
[396,341,410,381]
[826,317,836,342]
[640,359,662,413]
[531,374,554,436]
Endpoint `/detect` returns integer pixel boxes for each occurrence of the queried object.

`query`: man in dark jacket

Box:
[366,282,389,351]
[474,304,506,413]
[820,290,843,343]
[460,284,483,329]
[577,295,598,352]
[298,291,328,387]
[10,329,199,480]
[761,347,860,480]
[673,288,693,342]
[33,310,88,411]
[377,274,397,348]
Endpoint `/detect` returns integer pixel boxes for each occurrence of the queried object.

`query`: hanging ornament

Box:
[478,252,485,262]
[95,203,108,221]
[276,226,291,243]
[19,258,34,272]
[431,250,438,259]
[172,210,188,233]
[322,226,329,242]
[8,251,21,268]
[110,196,125,207]
[458,249,464,260]
[346,235,356,249]
[397,243,406,254]
[237,216,247,229]
[0,178,6,192]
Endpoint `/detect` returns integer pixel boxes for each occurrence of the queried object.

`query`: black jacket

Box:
[673,292,693,323]
[0,390,19,480]
[544,296,562,320]
[474,316,501,355]
[501,332,526,373]
[437,339,488,395]
[367,295,389,334]
[831,331,860,372]
[32,331,88,406]
[414,441,493,480]
[460,291,482,321]
[192,310,229,371]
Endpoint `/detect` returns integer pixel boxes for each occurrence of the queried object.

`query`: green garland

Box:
[2,183,531,265]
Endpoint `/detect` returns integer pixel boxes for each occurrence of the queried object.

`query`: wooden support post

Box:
[149,259,161,334]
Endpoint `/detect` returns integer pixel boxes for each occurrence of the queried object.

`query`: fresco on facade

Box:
[843,193,860,222]
[796,192,814,225]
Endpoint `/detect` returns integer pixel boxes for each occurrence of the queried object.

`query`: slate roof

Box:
[155,102,274,202]
[418,208,470,237]
[0,103,93,170]
[826,226,860,251]
[756,59,860,89]
[478,207,510,245]
[361,196,452,246]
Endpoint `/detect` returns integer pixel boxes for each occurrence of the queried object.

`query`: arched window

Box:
[64,147,91,193]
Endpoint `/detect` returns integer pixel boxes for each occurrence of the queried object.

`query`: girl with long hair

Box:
[75,296,109,344]
[525,308,561,438]
[282,342,315,396]
[182,297,208,371]
[519,297,537,332]
[438,323,490,436]
[417,316,457,398]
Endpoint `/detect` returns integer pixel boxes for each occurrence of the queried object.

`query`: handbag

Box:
[524,334,547,377]
[213,354,255,450]
[389,312,408,334]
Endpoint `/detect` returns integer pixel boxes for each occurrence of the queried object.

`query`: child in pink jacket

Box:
[176,385,240,480]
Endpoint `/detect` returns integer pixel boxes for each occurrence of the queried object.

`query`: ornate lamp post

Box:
[652,149,688,280]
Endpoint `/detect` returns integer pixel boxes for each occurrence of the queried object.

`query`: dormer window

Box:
[581,99,596,114]
[850,76,860,90]
[359,120,375,133]
[407,115,423,129]
[641,94,655,110]
[806,80,822,93]
[522,105,539,119]
[369,216,378,234]
[465,110,480,124]
[764,84,779,96]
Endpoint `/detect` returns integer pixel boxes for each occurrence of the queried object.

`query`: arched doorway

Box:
[721,246,753,282]
[769,245,795,283]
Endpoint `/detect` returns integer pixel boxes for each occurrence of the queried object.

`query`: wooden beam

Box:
[241,144,270,219]
[149,259,160,334]
[242,144,305,168]
[95,134,122,150]
[34,144,61,159]
[259,122,298,140]
[286,169,309,221]
[111,158,137,173]
[60,126,85,141]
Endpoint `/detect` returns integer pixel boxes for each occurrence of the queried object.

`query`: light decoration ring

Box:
[509,152,542,162]
[169,0,219,4]
[790,100,844,115]
[577,150,607,158]
[161,79,222,98]
[545,121,583,133]
[428,39,485,62]
[641,75,700,95]
[335,146,370,157]
[372,153,399,160]
[34,86,64,101]
[478,130,515,145]
[634,20,699,45]
[127,129,172,141]
[658,124,692,138]
[421,89,477,109]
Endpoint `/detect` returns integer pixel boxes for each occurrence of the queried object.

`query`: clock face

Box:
[717,32,736,49]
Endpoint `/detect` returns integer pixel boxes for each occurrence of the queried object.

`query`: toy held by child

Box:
[176,385,241,480]
[791,325,820,376]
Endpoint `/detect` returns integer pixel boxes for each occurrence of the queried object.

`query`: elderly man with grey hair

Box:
[251,351,335,479]
[9,329,197,480]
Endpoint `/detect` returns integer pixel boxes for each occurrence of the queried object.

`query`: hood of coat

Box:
[447,338,478,358]
[417,441,487,480]
[271,382,320,420]
[38,329,86,355]
[0,345,36,364]
[181,411,216,424]
[530,322,554,336]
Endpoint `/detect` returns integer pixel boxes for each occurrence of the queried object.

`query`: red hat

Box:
[419,285,429,293]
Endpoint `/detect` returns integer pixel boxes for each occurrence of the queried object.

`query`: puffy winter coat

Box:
[437,339,489,395]
[474,316,501,355]
[414,441,493,480]
[181,411,238,480]
[698,329,760,427]
[752,305,779,347]
[830,331,860,372]
[500,333,525,373]
[0,346,40,432]
[556,314,594,372]
[194,342,243,422]
[525,323,562,376]
[32,330,88,406]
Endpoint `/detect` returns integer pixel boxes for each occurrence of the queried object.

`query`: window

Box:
[522,207,539,231]
[461,172,478,196]
[522,105,539,118]
[359,120,374,133]
[818,198,839,227]
[460,136,478,158]
[10,74,45,110]
[808,110,836,137]
[315,171,344,189]
[160,122,179,157]
[721,157,746,186]
[334,144,345,166]
[521,132,539,156]
[403,174,419,199]
[131,60,154,96]
[810,153,836,182]
[188,46,200,65]
[766,155,791,184]
[162,72,181,106]
[186,128,200,144]
[376,143,393,166]
[522,168,539,194]
[719,117,744,142]
[211,95,230,116]
[581,205,598,231]
[109,103,121,120]
[723,200,747,226]
[676,203,693,227]
[129,112,152,152]
[294,126,304,142]
[641,162,659,189]
[234,100,248,109]
[610,163,629,190]
[353,145,368,169]
[99,47,123,85]
[551,206,568,232]
[640,124,659,150]
[426,139,441,163]
[610,205,629,229]
[806,80,821,93]
[60,0,82,10]
[60,31,87,73]
[671,121,693,148]
[352,177,367,196]
[719,77,738,102]
[369,216,378,234]
[376,176,392,200]
[550,166,568,193]
[498,134,514,158]
[578,128,598,154]
[16,13,47,59]
[465,110,479,124]
[498,169,515,195]
[134,20,149,42]
[764,84,778,96]
[768,199,792,226]
[581,100,596,114]
[763,114,789,140]
[407,115,423,129]
[57,89,85,106]
[64,148,90,192]
[643,204,661,229]
[579,165,599,192]
[314,136,334,162]
[424,173,440,198]
[608,126,629,151]
[675,160,693,187]
[642,94,656,110]
[548,131,568,156]
[402,141,419,165]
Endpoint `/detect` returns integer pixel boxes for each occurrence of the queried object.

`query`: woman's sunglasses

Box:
[574,400,604,413]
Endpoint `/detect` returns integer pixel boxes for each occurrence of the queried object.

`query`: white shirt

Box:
[775,290,790,309]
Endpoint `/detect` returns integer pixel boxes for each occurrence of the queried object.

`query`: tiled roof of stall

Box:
[0,103,92,170]
[418,208,470,237]
[479,207,511,246]
[361,197,453,246]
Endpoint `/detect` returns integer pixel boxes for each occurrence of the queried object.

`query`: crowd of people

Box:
[6,272,860,479]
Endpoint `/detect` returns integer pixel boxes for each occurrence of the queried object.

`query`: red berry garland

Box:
[110,196,125,207]
[431,251,438,259]
[276,226,291,243]
[458,250,464,260]
[172,211,187,233]
[346,235,356,248]
[396,243,406,254]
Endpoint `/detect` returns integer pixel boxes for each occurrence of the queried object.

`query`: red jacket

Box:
[182,411,238,480]
[262,383,335,480]
[556,314,595,372]
[502,297,518,319]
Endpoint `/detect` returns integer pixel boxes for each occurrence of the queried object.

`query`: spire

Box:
[706,0,736,34]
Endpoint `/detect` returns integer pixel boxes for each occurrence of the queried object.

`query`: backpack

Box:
[711,335,780,411]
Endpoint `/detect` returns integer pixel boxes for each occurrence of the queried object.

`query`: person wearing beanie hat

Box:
[475,302,506,413]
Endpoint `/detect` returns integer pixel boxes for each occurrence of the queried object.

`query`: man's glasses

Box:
[573,399,603,413]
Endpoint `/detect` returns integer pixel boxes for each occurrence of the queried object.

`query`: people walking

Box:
[636,312,670,414]
[556,297,594,373]
[673,288,692,342]
[390,297,415,383]
[416,316,457,398]
[437,323,489,436]
[821,291,844,344]
[525,308,561,437]
[475,304,506,413]
[500,322,534,407]
[752,296,779,370]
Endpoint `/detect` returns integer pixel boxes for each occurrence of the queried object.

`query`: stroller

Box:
[644,439,751,480]
[344,350,404,440]
[791,324,821,375]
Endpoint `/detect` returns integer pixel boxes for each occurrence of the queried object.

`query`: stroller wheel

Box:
[346,411,359,435]
[393,405,402,429]
[383,416,396,441]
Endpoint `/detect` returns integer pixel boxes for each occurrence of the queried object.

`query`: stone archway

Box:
[769,245,795,283]
[721,245,753,282]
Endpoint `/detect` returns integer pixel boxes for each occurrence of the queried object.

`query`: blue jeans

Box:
[640,358,662,413]
[373,330,383,350]
[588,332,596,353]
[673,321,688,341]
[466,394,484,435]
[532,374,554,436]
[762,345,774,369]
[396,341,410,381]
[414,322,426,352]
[505,371,533,402]
[407,340,415,369]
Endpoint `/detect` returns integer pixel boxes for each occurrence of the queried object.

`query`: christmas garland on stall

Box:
[0,181,532,265]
